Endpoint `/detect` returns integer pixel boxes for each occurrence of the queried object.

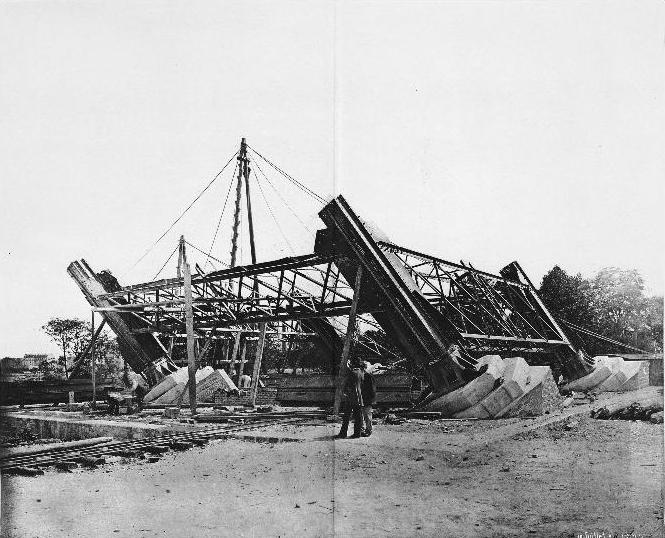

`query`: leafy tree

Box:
[42,317,123,380]
[74,333,123,381]
[591,268,645,338]
[642,296,664,352]
[539,266,595,328]
[42,318,88,377]
[288,338,331,373]
[37,358,63,381]
[539,266,663,355]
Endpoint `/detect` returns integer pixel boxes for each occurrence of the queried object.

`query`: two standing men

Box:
[336,359,377,439]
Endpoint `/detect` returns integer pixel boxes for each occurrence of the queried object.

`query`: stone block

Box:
[498,366,562,418]
[561,366,613,393]
[425,358,505,416]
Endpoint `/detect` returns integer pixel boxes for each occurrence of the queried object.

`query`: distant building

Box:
[0,353,55,374]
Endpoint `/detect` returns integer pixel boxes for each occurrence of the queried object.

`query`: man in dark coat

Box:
[361,361,377,437]
[336,358,364,439]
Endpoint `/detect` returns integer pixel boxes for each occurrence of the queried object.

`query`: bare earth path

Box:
[2,416,662,537]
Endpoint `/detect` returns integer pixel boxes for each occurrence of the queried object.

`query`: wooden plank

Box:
[229,332,242,375]
[237,340,248,384]
[249,322,267,407]
[183,258,197,415]
[91,312,96,407]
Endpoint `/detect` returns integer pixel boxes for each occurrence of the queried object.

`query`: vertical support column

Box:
[333,265,363,414]
[167,336,175,359]
[250,322,267,407]
[244,154,257,266]
[91,311,96,408]
[237,340,248,385]
[176,237,184,279]
[222,339,229,369]
[230,138,246,269]
[229,332,242,375]
[182,243,197,415]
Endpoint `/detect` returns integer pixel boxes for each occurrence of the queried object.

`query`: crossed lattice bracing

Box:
[71,195,592,393]
[99,248,577,357]
[95,254,369,334]
[377,243,574,355]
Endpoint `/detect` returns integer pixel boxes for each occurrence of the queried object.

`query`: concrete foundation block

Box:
[144,367,190,403]
[454,357,530,418]
[151,383,186,405]
[181,370,229,405]
[497,366,562,418]
[501,357,530,397]
[595,360,643,392]
[615,361,649,392]
[561,366,613,392]
[425,357,505,416]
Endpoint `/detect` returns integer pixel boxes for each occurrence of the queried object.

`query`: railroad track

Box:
[1,415,313,474]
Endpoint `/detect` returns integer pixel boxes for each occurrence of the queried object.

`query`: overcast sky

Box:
[1,1,663,357]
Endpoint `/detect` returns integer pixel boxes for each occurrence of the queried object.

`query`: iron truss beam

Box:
[377,241,577,356]
[95,254,383,334]
[96,246,579,359]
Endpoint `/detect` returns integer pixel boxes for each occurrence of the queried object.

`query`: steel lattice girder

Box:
[375,242,592,378]
[95,253,382,334]
[72,195,592,392]
[377,243,569,349]
[67,260,179,384]
[98,248,578,356]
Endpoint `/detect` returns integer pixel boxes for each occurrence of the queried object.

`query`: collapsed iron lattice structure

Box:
[69,194,593,397]
[378,243,586,359]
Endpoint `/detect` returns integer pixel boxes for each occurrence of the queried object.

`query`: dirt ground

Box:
[1,413,662,538]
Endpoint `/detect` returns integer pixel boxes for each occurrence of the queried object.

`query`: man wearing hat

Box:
[336,358,365,439]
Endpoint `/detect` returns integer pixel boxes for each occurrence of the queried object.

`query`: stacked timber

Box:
[0,379,121,405]
[275,373,414,405]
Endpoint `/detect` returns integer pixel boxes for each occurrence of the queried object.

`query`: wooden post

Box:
[167,336,175,359]
[229,332,242,375]
[333,265,363,414]
[177,236,184,279]
[91,311,96,408]
[222,339,229,369]
[237,340,248,385]
[250,323,267,407]
[229,139,246,269]
[244,151,257,266]
[182,251,197,415]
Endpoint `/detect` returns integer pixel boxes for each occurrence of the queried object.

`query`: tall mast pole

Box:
[180,236,198,415]
[244,146,257,266]
[229,138,246,268]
